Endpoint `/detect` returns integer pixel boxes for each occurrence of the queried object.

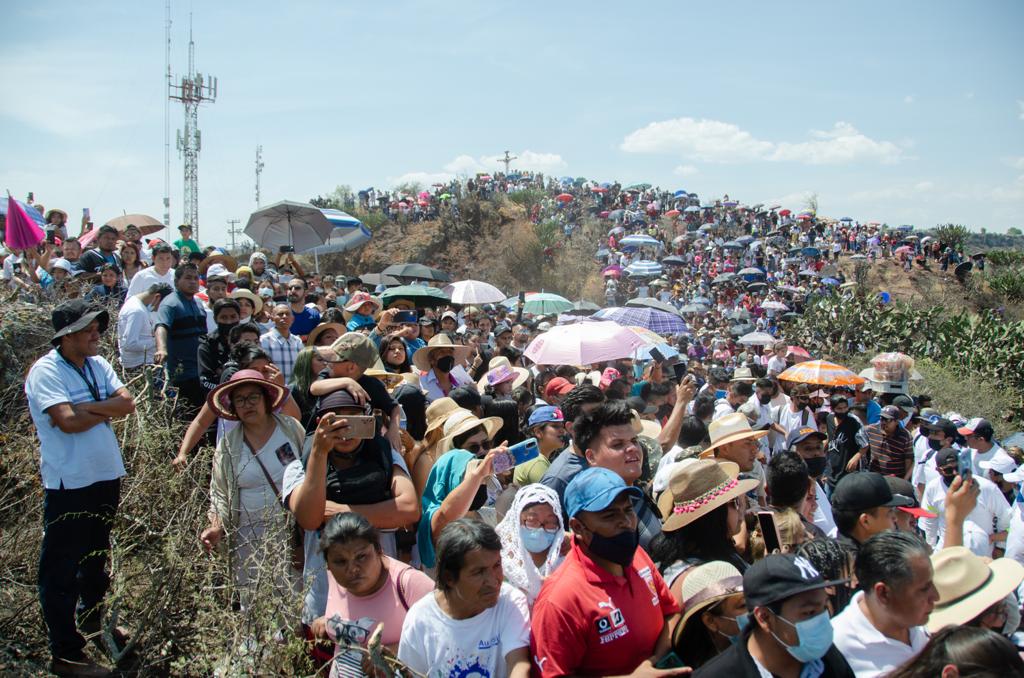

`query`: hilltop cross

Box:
[500,150,517,174]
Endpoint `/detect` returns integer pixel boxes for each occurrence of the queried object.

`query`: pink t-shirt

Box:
[324,556,434,677]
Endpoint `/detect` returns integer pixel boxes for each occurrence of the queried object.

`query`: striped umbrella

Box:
[625,261,663,277]
[778,360,866,387]
[593,307,688,335]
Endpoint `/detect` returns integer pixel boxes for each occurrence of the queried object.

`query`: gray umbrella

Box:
[626,297,682,316]
[244,200,333,251]
[382,263,450,282]
[680,303,710,314]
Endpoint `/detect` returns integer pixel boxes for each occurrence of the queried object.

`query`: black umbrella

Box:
[662,255,687,266]
[359,273,402,287]
[382,263,450,282]
[712,274,735,285]
[746,282,768,292]
[680,303,710,314]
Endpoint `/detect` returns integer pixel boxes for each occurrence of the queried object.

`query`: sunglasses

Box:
[464,440,493,456]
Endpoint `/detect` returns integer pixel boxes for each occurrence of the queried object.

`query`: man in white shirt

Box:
[832,531,936,678]
[958,418,1006,476]
[125,242,176,298]
[922,447,1011,557]
[117,282,173,370]
[772,383,814,454]
[713,380,752,422]
[765,342,788,377]
[911,416,957,496]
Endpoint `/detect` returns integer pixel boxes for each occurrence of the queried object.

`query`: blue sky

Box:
[2,1,1022,246]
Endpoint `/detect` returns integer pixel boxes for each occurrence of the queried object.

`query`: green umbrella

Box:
[379,285,451,309]
[522,292,573,316]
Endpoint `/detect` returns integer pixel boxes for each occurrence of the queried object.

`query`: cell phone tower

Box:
[169,14,217,240]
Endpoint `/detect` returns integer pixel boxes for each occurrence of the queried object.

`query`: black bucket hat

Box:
[51,299,109,345]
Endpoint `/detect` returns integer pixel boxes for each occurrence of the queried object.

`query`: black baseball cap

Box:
[626,396,656,415]
[744,553,848,609]
[832,471,914,513]
[921,417,958,440]
[786,426,826,448]
[51,299,109,346]
[935,447,960,468]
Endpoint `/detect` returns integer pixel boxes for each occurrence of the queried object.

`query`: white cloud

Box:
[390,149,566,188]
[904,95,914,104]
[849,181,934,202]
[1007,157,1024,170]
[1019,100,1024,120]
[621,117,903,165]
[673,164,698,176]
[965,92,975,100]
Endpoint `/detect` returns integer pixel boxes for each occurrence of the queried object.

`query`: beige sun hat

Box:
[927,546,1024,633]
[699,412,768,458]
[363,369,405,390]
[677,561,745,630]
[306,322,346,347]
[424,398,463,437]
[630,410,663,440]
[230,288,264,316]
[658,459,759,532]
[412,333,473,372]
[439,409,504,453]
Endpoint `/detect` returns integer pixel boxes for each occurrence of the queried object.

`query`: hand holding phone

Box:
[757,511,783,555]
[957,448,972,481]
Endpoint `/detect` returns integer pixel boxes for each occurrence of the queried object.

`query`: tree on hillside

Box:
[804,192,819,215]
[1009,227,1022,236]
[394,181,423,197]
[309,185,355,210]
[933,224,970,251]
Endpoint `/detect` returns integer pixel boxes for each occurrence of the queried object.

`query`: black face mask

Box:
[805,456,828,478]
[940,472,956,487]
[928,437,944,451]
[468,484,488,512]
[586,527,639,567]
[834,411,847,420]
[758,394,772,405]
[216,321,238,338]
[435,355,455,373]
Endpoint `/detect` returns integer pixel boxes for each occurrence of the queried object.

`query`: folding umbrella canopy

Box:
[779,360,865,387]
[571,300,602,313]
[684,206,701,213]
[593,307,687,335]
[738,331,777,346]
[625,297,682,316]
[379,285,451,308]
[0,198,47,227]
[443,280,506,304]
[625,261,663,277]
[619,234,662,248]
[746,282,768,293]
[712,274,736,285]
[522,292,574,316]
[730,323,756,337]
[721,241,744,250]
[309,209,372,255]
[608,226,625,236]
[244,200,333,251]
[738,267,764,277]
[661,255,687,267]
[524,321,645,365]
[104,213,164,235]
[602,265,623,277]
[382,263,450,282]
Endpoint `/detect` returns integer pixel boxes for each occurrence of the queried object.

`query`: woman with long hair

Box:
[886,626,1024,678]
[289,346,327,433]
[379,333,411,374]
[670,561,747,669]
[119,241,145,284]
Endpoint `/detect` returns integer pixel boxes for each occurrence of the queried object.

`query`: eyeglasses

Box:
[464,440,492,456]
[232,392,264,408]
[521,517,561,532]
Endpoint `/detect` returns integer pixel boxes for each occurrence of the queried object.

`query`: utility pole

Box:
[500,150,517,174]
[254,145,264,207]
[226,218,242,252]
[170,14,217,240]
[163,0,172,233]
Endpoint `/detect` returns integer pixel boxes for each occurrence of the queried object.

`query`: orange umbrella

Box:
[778,360,866,387]
[104,213,164,235]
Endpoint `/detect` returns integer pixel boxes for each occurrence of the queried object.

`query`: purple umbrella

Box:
[593,307,688,335]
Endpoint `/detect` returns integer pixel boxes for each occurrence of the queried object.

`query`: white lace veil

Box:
[495,483,565,606]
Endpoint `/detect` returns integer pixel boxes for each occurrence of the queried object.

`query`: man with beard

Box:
[530,467,682,677]
[285,277,320,337]
[825,394,868,492]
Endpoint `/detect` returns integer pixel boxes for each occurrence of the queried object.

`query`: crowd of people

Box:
[6,184,1024,678]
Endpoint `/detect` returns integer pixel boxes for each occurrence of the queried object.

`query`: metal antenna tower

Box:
[163,1,172,231]
[226,218,242,251]
[500,150,517,174]
[255,145,264,207]
[170,14,217,240]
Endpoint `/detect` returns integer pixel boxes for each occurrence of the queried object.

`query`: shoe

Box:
[49,653,112,677]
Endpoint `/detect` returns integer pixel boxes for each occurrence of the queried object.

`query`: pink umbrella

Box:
[599,211,610,218]
[591,187,609,193]
[556,193,574,203]
[664,209,681,218]
[602,265,622,277]
[524,320,645,366]
[787,345,812,360]
[4,194,45,250]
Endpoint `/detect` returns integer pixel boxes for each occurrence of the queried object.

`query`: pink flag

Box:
[5,193,45,250]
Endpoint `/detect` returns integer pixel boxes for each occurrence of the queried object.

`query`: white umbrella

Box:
[738,331,777,346]
[761,301,789,311]
[443,280,506,304]
[244,200,333,252]
[524,321,645,366]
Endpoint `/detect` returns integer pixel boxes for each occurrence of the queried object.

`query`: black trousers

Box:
[38,478,121,659]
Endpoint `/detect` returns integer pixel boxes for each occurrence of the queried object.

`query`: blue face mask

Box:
[771,610,833,663]
[520,525,558,554]
[715,389,727,400]
[717,613,750,644]
[1015,486,1024,505]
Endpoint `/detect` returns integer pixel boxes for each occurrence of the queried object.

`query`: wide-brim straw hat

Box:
[630,410,663,440]
[306,322,346,347]
[45,208,68,223]
[659,459,759,532]
[412,333,472,372]
[363,368,405,390]
[425,397,462,437]
[927,546,1024,633]
[230,288,264,316]
[199,252,238,275]
[677,560,745,630]
[699,412,768,458]
[207,369,288,421]
[477,362,530,392]
[439,409,504,453]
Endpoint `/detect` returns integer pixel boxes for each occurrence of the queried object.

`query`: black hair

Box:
[648,381,672,398]
[709,367,731,385]
[649,504,741,568]
[885,626,1024,678]
[605,378,631,401]
[287,277,307,289]
[449,385,482,412]
[511,386,534,411]
[692,393,716,421]
[229,341,271,368]
[729,381,754,398]
[672,602,723,668]
[98,225,118,237]
[378,332,411,373]
[150,242,173,257]
[573,400,634,453]
[833,507,861,537]
[560,384,606,424]
[798,538,856,613]
[228,322,262,344]
[147,282,174,300]
[321,307,345,324]
[212,298,241,318]
[174,262,199,281]
[678,416,709,447]
[855,531,930,594]
[435,518,502,593]
[318,512,381,554]
[639,381,653,400]
[554,364,578,381]
[453,425,488,450]
[766,451,810,509]
[755,377,774,390]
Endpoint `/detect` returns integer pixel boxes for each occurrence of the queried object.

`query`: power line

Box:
[226,218,242,252]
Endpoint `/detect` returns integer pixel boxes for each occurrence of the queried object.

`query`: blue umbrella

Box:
[634,342,681,361]
[594,307,688,334]
[0,199,47,228]
[625,260,663,277]
[684,205,701,213]
[620,234,662,248]
[691,296,713,305]
[802,247,821,258]
[309,209,372,254]
[821,277,840,286]
[674,190,688,198]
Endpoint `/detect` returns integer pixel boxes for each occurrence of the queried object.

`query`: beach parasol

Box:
[779,360,866,387]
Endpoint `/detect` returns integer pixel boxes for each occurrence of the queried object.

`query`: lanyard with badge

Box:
[58,349,102,402]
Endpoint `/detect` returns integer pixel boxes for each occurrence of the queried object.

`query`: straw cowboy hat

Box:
[230,289,264,316]
[306,322,346,347]
[424,398,463,438]
[699,412,768,458]
[363,368,405,390]
[477,361,530,392]
[439,409,504,454]
[677,560,745,630]
[412,333,473,372]
[658,459,759,532]
[207,369,288,421]
[199,250,238,275]
[45,208,68,223]
[730,366,756,382]
[927,546,1024,633]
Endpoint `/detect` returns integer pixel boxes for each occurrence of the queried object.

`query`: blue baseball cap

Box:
[528,405,564,428]
[564,467,643,519]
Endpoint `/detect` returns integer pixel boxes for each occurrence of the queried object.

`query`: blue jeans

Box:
[38,478,120,659]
